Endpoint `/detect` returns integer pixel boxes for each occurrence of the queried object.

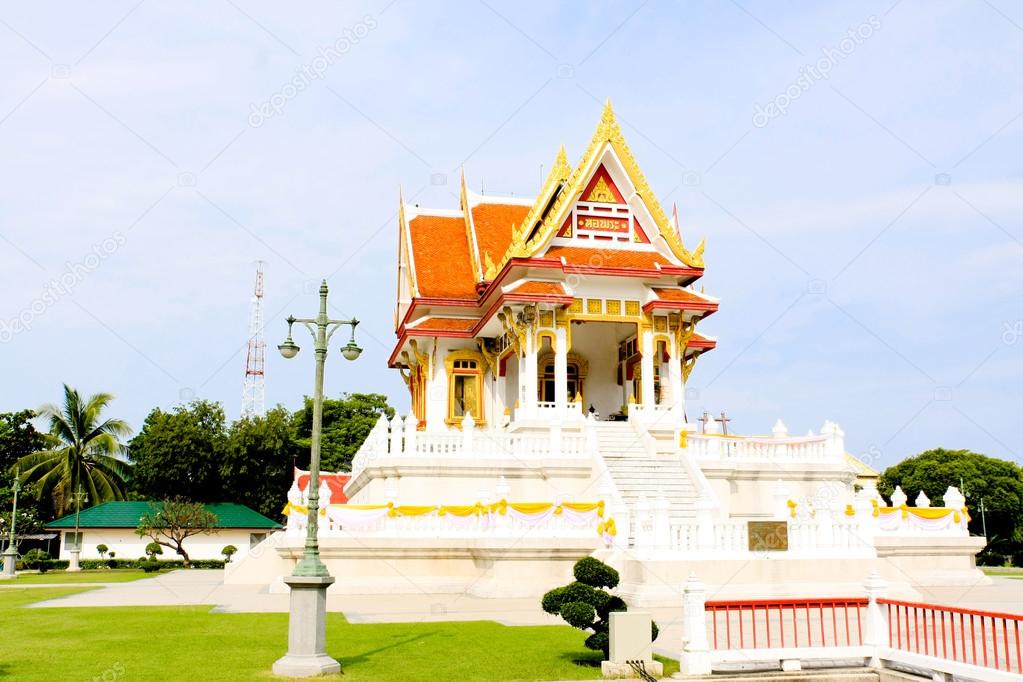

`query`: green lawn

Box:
[0,587,678,681]
[982,567,1023,578]
[3,568,165,584]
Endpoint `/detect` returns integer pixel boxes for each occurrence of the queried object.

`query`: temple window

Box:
[445,352,485,425]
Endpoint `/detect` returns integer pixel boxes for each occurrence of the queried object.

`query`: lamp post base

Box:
[1,548,17,579]
[272,575,340,678]
[67,549,81,572]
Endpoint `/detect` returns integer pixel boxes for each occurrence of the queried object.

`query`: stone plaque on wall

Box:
[748,521,788,552]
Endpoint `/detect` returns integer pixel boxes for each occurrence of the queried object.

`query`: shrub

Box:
[22,549,50,571]
[96,544,109,560]
[541,557,655,658]
[978,550,1007,567]
[145,542,163,559]
[221,545,238,562]
[140,560,162,573]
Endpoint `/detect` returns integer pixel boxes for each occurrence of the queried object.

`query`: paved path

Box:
[23,570,1023,659]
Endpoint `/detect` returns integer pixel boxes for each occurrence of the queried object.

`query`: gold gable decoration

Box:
[586,176,617,203]
[489,101,705,275]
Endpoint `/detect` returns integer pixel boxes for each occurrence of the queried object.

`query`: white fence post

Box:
[653,495,670,552]
[695,495,716,551]
[462,412,475,452]
[550,416,562,458]
[680,573,712,675]
[403,414,417,456]
[389,414,403,455]
[635,496,652,550]
[863,571,889,668]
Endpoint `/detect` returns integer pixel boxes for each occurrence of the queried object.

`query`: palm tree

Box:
[16,385,132,515]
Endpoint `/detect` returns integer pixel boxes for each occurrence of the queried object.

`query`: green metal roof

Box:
[45,501,281,530]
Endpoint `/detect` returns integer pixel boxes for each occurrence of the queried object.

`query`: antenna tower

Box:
[241,261,266,418]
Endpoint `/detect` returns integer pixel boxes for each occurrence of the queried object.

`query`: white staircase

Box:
[594,422,699,532]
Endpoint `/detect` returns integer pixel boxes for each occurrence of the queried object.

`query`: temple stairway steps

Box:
[594,422,699,529]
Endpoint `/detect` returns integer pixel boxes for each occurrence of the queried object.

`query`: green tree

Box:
[291,393,395,471]
[0,409,53,525]
[128,400,227,503]
[15,386,132,515]
[222,406,299,518]
[879,448,1023,542]
[542,557,658,658]
[136,499,218,568]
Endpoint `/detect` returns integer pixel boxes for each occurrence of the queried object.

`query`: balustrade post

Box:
[863,571,889,668]
[652,495,670,552]
[286,480,304,536]
[494,477,511,534]
[914,490,930,508]
[816,498,835,548]
[461,412,475,452]
[550,416,562,458]
[890,486,907,508]
[680,573,712,675]
[389,414,403,455]
[610,500,631,550]
[772,479,790,521]
[942,486,967,533]
[318,479,332,536]
[695,495,716,551]
[402,414,418,456]
[584,413,598,456]
[635,496,653,551]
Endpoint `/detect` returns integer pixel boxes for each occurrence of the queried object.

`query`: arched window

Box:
[445,351,485,425]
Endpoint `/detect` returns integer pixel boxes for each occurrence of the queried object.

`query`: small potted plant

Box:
[221,545,238,564]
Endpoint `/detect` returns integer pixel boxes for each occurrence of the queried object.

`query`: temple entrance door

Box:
[538,359,582,403]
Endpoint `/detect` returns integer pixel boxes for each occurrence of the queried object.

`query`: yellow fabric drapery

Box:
[390,505,437,518]
[438,503,485,517]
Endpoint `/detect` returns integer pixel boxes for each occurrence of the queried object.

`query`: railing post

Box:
[680,573,712,675]
[816,498,835,548]
[550,416,562,458]
[403,414,418,456]
[914,490,930,508]
[695,495,716,551]
[942,486,967,533]
[773,479,790,521]
[389,414,403,455]
[286,479,304,536]
[635,496,653,550]
[318,479,332,535]
[653,495,670,552]
[584,413,598,456]
[610,500,631,550]
[461,412,475,452]
[863,571,889,668]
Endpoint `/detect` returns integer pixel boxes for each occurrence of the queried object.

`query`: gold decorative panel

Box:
[605,299,621,315]
[539,311,554,327]
[586,298,603,314]
[568,298,583,313]
[654,317,667,333]
[625,300,640,316]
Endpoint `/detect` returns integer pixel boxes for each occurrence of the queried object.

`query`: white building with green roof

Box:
[45,501,281,562]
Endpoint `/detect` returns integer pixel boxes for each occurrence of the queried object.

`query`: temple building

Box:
[226,103,986,603]
[392,101,716,431]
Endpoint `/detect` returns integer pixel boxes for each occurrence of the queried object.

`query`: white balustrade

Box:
[350,413,591,474]
[684,418,845,463]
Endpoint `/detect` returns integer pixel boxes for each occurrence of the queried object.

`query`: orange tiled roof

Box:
[651,288,707,303]
[410,317,478,333]
[544,246,672,270]
[507,281,566,296]
[408,214,477,299]
[472,202,531,277]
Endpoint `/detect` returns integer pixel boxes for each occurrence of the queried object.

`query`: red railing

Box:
[881,599,1023,674]
[704,598,868,650]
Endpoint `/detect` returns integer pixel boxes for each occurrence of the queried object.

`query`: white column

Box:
[554,326,568,414]
[668,338,684,418]
[389,414,403,455]
[640,327,654,412]
[522,336,538,418]
[680,574,712,675]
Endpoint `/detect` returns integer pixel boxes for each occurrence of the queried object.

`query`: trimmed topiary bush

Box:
[541,557,658,658]
[22,549,50,572]
[221,545,238,563]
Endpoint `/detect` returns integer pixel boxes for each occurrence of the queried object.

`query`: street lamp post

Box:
[1,468,21,579]
[68,484,86,572]
[272,279,361,678]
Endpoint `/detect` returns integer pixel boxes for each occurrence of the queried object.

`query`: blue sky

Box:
[0,1,1020,472]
